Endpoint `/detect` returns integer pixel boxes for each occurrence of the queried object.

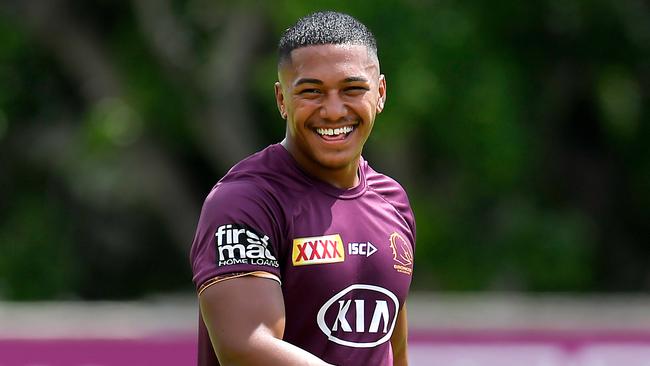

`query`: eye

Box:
[344,86,369,95]
[298,88,322,95]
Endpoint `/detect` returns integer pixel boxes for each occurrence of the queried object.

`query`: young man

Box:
[191,11,415,366]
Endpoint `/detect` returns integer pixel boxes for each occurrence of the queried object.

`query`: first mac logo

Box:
[215,224,279,267]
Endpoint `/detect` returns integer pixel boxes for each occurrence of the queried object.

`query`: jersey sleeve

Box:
[365,166,417,249]
[190,180,284,293]
[392,185,416,248]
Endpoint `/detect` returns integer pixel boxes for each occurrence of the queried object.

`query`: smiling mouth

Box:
[315,125,355,141]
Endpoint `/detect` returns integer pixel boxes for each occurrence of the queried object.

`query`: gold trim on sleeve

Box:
[198,271,281,297]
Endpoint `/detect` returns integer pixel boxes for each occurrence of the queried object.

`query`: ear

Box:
[376,74,387,113]
[274,82,287,119]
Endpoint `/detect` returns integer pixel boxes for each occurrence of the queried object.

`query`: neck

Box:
[281,140,360,189]
[319,163,360,189]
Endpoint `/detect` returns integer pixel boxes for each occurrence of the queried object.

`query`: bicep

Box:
[390,304,409,366]
[199,276,286,362]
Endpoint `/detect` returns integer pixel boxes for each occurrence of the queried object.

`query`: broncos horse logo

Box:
[388,232,413,269]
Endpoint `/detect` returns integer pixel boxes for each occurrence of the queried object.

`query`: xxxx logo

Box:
[292,234,345,266]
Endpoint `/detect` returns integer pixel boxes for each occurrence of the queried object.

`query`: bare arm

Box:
[199,276,334,366]
[390,304,409,366]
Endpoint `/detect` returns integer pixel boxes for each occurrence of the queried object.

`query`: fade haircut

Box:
[278,11,378,65]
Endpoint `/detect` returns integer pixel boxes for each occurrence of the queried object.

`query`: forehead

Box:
[280,44,379,83]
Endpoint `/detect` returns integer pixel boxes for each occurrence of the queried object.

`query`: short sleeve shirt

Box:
[190,144,416,366]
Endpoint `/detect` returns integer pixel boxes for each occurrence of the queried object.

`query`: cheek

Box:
[292,102,319,119]
[358,98,379,117]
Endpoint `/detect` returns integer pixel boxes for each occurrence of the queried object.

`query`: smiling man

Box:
[191,11,415,366]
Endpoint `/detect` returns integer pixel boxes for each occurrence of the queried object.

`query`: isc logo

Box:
[348,241,377,257]
[292,234,345,266]
[317,284,399,348]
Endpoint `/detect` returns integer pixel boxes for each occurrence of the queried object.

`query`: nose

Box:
[319,92,347,121]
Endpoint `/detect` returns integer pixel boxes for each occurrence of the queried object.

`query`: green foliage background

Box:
[0,0,648,299]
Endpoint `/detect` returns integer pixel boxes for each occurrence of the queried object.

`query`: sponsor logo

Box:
[389,232,413,275]
[292,234,345,266]
[348,242,377,257]
[214,224,279,267]
[317,284,399,348]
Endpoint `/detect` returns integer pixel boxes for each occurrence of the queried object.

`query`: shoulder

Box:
[197,147,281,223]
[219,144,284,185]
[365,162,412,209]
[218,144,312,199]
[203,179,274,216]
[363,161,416,233]
[200,144,312,228]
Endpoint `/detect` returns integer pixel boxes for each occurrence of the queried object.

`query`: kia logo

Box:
[316,284,399,348]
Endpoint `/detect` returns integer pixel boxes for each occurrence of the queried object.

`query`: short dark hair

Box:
[278,11,377,64]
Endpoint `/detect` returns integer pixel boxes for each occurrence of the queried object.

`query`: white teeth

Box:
[316,126,354,136]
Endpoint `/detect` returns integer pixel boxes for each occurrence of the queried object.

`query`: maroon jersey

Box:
[190,144,415,366]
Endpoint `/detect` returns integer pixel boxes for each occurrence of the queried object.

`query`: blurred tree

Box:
[0,0,647,299]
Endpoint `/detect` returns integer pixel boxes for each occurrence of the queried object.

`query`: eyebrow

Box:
[343,76,369,83]
[293,76,370,87]
[294,78,323,86]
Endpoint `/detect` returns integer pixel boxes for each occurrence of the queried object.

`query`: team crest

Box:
[389,232,413,275]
